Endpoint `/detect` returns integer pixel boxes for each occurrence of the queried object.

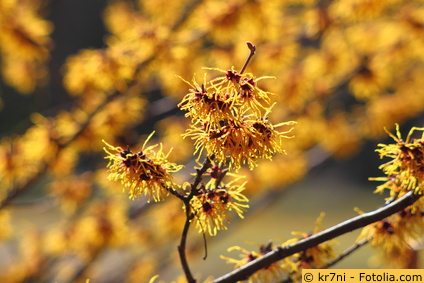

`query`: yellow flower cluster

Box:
[0,115,58,194]
[179,49,296,170]
[103,133,183,201]
[0,0,52,93]
[360,125,424,267]
[64,0,171,101]
[44,200,130,260]
[372,125,424,196]
[1,0,424,280]
[190,173,249,236]
[64,49,135,98]
[358,206,424,267]
[55,95,146,150]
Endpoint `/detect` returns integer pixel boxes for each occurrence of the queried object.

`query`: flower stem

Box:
[240,42,256,74]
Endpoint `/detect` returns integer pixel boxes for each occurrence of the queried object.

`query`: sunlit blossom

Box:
[190,175,249,236]
[371,124,424,196]
[103,132,182,201]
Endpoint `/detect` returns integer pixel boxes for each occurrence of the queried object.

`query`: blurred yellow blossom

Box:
[0,210,11,240]
[285,213,336,279]
[221,243,286,283]
[358,207,424,267]
[49,173,93,214]
[0,0,52,93]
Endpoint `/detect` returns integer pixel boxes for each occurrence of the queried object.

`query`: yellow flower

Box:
[358,207,424,267]
[179,67,273,121]
[63,49,133,97]
[371,124,424,196]
[190,174,249,236]
[179,63,296,170]
[103,132,183,201]
[68,200,130,259]
[0,114,60,192]
[206,67,274,113]
[349,59,390,99]
[185,110,295,170]
[332,0,391,21]
[289,240,335,270]
[221,243,286,283]
[178,75,233,124]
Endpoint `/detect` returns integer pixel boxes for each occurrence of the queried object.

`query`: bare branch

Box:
[214,191,420,282]
[178,203,196,283]
[190,156,213,195]
[178,156,213,282]
[240,42,256,74]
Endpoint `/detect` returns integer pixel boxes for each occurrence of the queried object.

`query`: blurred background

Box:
[0,0,423,282]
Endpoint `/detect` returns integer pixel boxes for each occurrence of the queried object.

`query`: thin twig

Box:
[167,186,186,201]
[214,168,228,188]
[178,156,213,282]
[190,156,213,196]
[202,229,208,260]
[322,239,369,268]
[214,191,420,282]
[178,202,196,283]
[240,42,256,74]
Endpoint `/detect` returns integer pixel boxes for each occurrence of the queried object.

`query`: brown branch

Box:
[178,156,213,282]
[240,42,256,74]
[166,186,186,201]
[214,168,228,188]
[214,191,420,283]
[190,156,213,196]
[178,202,196,283]
[275,240,369,282]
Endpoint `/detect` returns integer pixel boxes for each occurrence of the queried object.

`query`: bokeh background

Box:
[0,0,423,282]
